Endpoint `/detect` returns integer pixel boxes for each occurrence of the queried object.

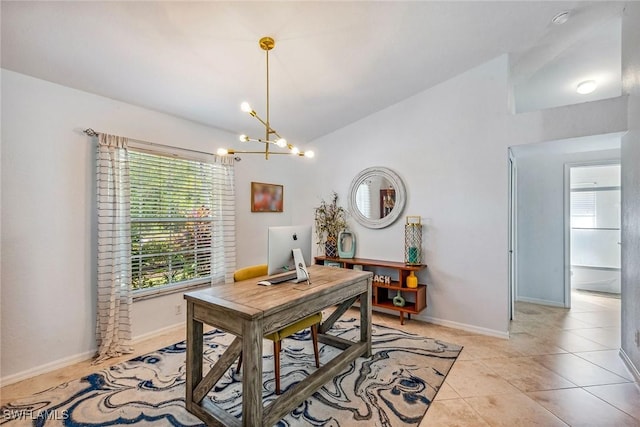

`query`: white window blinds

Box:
[129,149,235,292]
[571,191,596,228]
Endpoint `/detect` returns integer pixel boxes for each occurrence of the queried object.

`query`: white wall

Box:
[232,154,314,268]
[299,55,513,336]
[508,96,628,146]
[513,141,620,306]
[621,2,640,377]
[0,70,306,384]
[298,54,631,338]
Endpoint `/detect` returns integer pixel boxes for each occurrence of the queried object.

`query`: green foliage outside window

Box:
[129,151,215,291]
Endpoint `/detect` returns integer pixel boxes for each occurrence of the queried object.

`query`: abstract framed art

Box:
[251,182,283,212]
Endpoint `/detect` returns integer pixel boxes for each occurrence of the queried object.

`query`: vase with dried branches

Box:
[313,192,347,258]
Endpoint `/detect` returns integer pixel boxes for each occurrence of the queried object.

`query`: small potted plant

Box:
[314,192,347,258]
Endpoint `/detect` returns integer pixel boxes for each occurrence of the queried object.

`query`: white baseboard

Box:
[0,349,96,388]
[131,322,185,345]
[517,296,566,308]
[417,314,510,339]
[619,348,640,382]
[366,304,509,339]
[0,322,185,388]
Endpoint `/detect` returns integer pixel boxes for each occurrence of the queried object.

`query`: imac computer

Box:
[267,225,312,283]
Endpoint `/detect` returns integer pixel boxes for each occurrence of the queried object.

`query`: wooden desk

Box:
[184,264,373,426]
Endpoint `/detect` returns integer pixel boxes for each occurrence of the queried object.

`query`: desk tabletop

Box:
[184,264,372,320]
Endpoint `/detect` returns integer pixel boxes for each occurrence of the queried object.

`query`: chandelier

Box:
[217,37,314,160]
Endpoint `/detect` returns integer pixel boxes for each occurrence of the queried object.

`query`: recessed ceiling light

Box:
[576,80,597,94]
[552,11,570,25]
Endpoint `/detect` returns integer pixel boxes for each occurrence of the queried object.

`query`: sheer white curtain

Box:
[95,133,133,362]
[210,155,237,284]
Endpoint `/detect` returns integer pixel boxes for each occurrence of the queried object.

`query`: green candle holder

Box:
[404,216,422,265]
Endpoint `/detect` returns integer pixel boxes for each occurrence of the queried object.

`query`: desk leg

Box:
[242,317,263,426]
[185,301,203,412]
[360,278,372,357]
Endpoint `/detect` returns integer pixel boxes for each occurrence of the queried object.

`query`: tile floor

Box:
[419,291,640,426]
[1,291,638,426]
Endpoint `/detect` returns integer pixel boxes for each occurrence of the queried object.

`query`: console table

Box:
[315,256,427,325]
[184,264,372,426]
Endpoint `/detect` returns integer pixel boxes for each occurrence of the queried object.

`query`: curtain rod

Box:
[83,128,235,159]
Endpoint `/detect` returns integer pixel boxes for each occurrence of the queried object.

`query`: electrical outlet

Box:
[175,304,182,315]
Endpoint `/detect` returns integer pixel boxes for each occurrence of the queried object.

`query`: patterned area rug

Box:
[1,319,462,426]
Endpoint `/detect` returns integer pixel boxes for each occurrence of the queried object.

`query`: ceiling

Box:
[1,1,626,146]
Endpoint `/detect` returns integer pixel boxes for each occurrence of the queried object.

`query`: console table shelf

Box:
[314,256,427,324]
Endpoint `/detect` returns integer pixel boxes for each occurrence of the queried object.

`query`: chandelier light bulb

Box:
[239,134,249,142]
[576,80,597,94]
[217,148,229,156]
[240,102,252,113]
[276,138,287,147]
[291,146,300,155]
[304,150,315,158]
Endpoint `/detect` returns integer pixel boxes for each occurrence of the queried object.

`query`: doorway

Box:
[566,162,621,303]
[509,133,622,315]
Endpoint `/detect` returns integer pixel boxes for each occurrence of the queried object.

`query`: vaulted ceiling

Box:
[1,1,625,145]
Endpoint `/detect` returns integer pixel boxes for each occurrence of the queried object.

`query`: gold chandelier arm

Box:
[243,136,281,145]
[248,112,281,138]
[229,150,305,156]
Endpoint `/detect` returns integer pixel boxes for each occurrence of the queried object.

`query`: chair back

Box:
[233,264,268,282]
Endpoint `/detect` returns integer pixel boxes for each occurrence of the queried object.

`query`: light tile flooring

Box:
[419,291,640,426]
[1,291,638,426]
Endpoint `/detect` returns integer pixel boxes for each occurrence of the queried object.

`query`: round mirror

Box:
[348,167,406,229]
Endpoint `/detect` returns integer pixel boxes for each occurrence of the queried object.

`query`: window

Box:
[129,149,234,294]
[355,181,371,218]
[570,190,596,228]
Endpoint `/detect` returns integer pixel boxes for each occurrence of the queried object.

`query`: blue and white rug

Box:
[1,319,461,426]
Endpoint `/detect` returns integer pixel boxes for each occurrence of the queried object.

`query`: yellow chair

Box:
[234,264,321,395]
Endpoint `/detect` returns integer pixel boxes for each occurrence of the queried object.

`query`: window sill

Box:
[132,281,212,302]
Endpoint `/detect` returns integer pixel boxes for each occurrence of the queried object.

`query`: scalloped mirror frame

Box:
[348,166,406,229]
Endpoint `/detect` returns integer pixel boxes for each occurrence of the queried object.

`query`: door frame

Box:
[508,149,517,321]
[564,159,621,308]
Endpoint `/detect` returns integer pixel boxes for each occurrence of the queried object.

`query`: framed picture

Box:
[251,182,284,212]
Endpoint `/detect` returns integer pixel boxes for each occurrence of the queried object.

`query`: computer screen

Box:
[267,225,312,276]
